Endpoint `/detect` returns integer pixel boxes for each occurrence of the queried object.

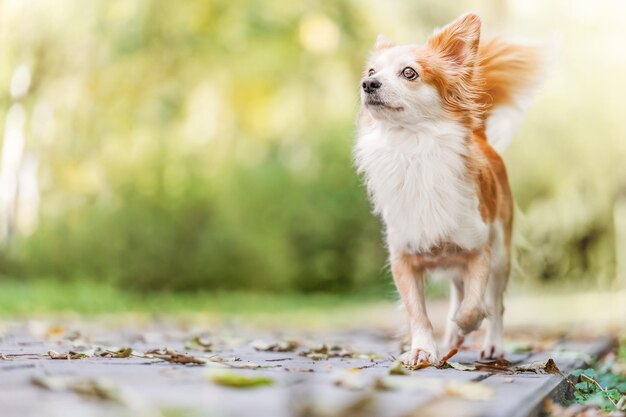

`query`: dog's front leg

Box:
[392,255,438,365]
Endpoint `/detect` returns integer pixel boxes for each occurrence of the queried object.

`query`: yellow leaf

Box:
[211,373,274,388]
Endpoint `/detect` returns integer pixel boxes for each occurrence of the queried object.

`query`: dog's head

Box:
[360,13,482,127]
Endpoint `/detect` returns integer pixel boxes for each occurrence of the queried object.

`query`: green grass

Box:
[3,277,616,320]
[0,278,404,317]
[0,276,453,317]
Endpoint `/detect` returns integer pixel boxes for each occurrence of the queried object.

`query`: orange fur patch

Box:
[419,15,535,242]
[477,38,545,116]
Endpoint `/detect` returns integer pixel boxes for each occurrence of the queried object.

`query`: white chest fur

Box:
[354,121,489,255]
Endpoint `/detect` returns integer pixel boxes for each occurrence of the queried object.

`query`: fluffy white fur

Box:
[354,118,489,255]
[485,96,531,154]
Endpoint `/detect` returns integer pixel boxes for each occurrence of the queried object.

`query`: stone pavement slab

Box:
[0,320,615,417]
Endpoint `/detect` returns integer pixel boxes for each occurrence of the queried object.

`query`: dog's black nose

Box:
[362,79,382,93]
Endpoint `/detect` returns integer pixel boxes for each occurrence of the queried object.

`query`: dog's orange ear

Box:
[374,34,394,50]
[428,13,481,66]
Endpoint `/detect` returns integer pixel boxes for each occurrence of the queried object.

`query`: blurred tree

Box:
[0,0,623,293]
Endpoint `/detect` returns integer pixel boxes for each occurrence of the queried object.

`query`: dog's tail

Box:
[477,38,546,153]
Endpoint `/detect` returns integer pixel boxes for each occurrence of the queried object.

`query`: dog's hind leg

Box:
[481,224,510,359]
[455,249,490,335]
[442,270,465,350]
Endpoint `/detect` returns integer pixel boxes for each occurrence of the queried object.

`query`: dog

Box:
[354,13,543,365]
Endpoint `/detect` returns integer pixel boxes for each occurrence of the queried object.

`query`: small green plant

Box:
[570,358,626,412]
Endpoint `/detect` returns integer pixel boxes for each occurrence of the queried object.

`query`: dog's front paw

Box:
[399,348,438,366]
[480,343,505,360]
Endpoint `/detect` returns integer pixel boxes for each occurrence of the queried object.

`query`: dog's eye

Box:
[368,68,375,76]
[401,67,418,80]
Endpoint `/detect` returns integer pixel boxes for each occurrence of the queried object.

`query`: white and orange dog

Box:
[355,13,543,365]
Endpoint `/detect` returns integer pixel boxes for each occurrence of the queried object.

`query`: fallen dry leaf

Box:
[355,353,382,360]
[156,352,206,365]
[209,355,241,363]
[71,380,124,402]
[333,369,368,390]
[142,347,180,358]
[141,347,223,366]
[338,394,376,417]
[403,361,431,371]
[307,353,329,361]
[143,348,169,356]
[251,339,299,352]
[100,347,133,358]
[140,347,207,364]
[445,361,477,371]
[374,376,443,392]
[300,344,354,360]
[513,358,562,375]
[445,381,495,401]
[293,393,375,417]
[473,358,513,374]
[185,337,214,352]
[47,350,92,360]
[32,376,123,402]
[32,375,68,391]
[389,360,409,375]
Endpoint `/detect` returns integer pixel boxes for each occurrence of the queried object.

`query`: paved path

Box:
[0,320,615,417]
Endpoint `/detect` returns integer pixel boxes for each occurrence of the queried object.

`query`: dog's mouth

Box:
[366,99,386,106]
[365,98,403,111]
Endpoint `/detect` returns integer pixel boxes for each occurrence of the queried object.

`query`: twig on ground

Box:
[438,348,459,367]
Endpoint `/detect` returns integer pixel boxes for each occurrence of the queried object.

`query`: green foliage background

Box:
[0,0,625,294]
